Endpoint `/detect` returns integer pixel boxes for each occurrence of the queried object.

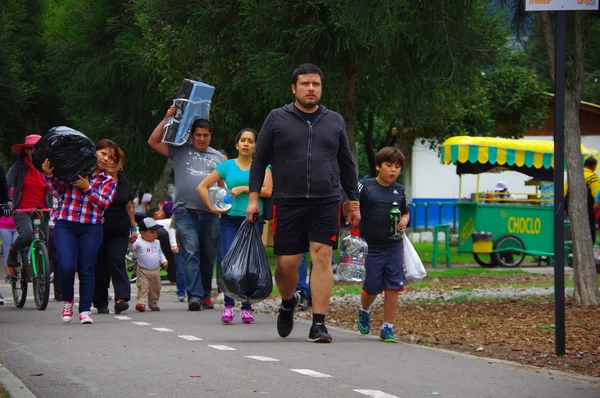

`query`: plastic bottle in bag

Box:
[209,187,234,211]
[338,228,368,282]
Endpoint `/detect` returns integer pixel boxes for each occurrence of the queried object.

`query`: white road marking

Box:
[132,322,151,326]
[354,390,400,398]
[245,356,279,362]
[208,345,236,351]
[290,369,332,378]
[114,316,131,320]
[178,335,203,341]
[152,328,174,332]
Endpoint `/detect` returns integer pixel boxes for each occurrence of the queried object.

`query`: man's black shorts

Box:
[272,198,340,255]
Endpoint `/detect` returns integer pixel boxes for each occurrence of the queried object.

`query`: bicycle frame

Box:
[14,207,53,277]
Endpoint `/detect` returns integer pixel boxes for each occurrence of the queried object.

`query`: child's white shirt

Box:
[129,237,166,270]
[154,218,177,248]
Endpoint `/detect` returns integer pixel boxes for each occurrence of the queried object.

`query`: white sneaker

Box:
[79,311,94,324]
[216,292,225,303]
[62,300,74,322]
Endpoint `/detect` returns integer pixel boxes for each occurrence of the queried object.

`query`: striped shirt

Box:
[45,172,116,224]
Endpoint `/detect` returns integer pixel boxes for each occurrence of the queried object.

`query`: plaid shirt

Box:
[45,171,116,224]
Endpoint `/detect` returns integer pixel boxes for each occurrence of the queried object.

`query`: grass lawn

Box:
[265,243,476,267]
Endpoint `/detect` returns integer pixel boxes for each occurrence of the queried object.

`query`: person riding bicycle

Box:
[0,162,9,305]
[5,134,52,268]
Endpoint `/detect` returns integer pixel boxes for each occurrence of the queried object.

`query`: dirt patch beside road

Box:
[326,272,600,378]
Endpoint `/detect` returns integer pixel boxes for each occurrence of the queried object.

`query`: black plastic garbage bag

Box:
[32,126,97,183]
[217,220,273,303]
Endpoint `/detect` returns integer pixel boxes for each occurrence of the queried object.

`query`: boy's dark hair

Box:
[584,157,597,169]
[192,118,212,133]
[375,147,405,169]
[291,63,324,85]
[148,207,161,218]
[234,128,258,144]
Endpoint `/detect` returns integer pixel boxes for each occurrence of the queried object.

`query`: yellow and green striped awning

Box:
[440,136,598,170]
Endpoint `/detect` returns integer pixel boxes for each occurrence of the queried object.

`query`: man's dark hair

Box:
[291,63,324,85]
[375,146,405,169]
[584,157,597,169]
[234,128,258,144]
[192,118,212,133]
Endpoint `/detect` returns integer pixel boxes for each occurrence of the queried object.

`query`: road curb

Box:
[0,362,36,398]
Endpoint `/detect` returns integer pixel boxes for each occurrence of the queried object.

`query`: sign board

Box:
[525,0,598,11]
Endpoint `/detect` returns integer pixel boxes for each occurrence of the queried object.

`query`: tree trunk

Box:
[565,91,600,306]
[150,158,173,209]
[343,62,359,168]
[363,112,375,176]
[541,11,599,305]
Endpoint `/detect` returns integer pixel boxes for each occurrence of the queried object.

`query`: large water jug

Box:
[209,187,234,211]
[337,228,368,282]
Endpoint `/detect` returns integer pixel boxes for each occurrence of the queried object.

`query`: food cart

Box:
[440,136,598,267]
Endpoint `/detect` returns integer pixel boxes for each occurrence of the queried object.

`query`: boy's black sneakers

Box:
[277,292,300,338]
[114,301,129,314]
[308,323,333,343]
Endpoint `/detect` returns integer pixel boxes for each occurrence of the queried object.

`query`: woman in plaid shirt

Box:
[42,139,118,325]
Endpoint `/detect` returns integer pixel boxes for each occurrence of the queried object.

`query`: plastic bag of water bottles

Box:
[217,219,273,303]
[337,228,368,282]
[403,234,426,284]
[209,187,234,211]
[162,79,215,146]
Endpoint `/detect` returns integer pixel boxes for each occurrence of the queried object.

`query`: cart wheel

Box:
[473,253,497,268]
[492,235,525,268]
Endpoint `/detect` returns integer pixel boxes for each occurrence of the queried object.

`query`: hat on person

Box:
[138,217,162,232]
[494,181,508,192]
[10,134,42,154]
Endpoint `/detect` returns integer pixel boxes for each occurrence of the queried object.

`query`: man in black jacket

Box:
[247,63,361,343]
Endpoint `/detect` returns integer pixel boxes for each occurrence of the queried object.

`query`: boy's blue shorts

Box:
[362,247,404,295]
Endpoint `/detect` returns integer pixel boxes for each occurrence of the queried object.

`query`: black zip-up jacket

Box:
[249,103,359,201]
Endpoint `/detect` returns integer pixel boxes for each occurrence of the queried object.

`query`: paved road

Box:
[0,279,598,398]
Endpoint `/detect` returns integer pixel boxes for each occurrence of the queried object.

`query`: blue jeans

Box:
[220,215,263,310]
[54,221,103,313]
[296,253,311,298]
[174,208,220,301]
[175,251,186,297]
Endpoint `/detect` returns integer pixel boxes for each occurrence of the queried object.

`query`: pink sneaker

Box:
[62,300,74,322]
[241,309,254,324]
[221,306,234,323]
[79,311,94,324]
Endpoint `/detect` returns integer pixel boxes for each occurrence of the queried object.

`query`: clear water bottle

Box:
[209,187,234,211]
[338,228,368,282]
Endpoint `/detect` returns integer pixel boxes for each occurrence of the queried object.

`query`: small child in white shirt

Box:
[130,218,168,312]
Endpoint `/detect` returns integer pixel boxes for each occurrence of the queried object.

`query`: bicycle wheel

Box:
[11,254,27,308]
[32,241,51,310]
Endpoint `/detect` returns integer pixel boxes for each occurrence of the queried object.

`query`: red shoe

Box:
[135,303,146,312]
[202,298,214,309]
[62,300,74,322]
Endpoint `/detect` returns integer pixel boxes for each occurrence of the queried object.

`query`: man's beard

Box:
[296,97,319,110]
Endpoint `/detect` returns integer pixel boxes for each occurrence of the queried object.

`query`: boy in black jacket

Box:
[356,147,410,343]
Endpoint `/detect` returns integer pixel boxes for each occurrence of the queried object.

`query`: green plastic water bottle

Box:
[389,202,401,241]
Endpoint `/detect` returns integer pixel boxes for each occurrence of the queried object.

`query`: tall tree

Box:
[140,0,508,164]
[502,3,600,305]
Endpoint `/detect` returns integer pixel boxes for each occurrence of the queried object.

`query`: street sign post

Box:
[525,0,597,356]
